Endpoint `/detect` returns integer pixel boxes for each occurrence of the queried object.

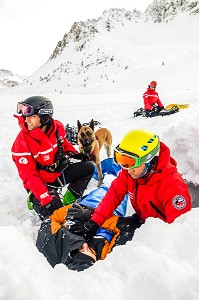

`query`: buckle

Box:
[48,163,57,172]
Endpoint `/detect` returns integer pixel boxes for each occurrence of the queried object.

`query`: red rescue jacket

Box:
[11,116,77,205]
[91,142,191,225]
[143,87,164,110]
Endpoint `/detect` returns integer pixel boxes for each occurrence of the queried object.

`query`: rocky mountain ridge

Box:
[50,1,198,60]
[0,69,26,89]
[2,0,199,94]
[145,0,198,22]
[50,8,142,60]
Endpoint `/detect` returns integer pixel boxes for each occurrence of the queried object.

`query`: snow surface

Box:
[0,9,199,300]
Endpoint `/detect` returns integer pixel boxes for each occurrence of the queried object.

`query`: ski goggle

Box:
[114,147,142,170]
[17,102,34,117]
[150,85,156,89]
[114,140,160,170]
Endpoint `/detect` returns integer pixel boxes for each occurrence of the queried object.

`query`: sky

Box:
[0,6,199,300]
[0,0,152,76]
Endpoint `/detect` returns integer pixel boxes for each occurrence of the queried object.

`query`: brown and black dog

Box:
[77,119,112,187]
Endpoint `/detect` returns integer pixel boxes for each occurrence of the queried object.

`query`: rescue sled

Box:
[133,103,189,118]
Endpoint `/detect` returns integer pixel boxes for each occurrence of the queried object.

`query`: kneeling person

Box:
[12,96,94,220]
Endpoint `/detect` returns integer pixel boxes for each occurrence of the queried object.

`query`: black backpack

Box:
[65,124,78,145]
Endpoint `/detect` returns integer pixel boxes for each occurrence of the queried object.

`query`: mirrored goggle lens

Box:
[17,103,34,116]
[114,150,140,169]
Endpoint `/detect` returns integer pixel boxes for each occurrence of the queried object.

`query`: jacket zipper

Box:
[134,181,141,217]
[149,201,166,219]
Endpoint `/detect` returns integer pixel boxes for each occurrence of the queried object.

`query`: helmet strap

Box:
[39,115,51,128]
[138,156,158,178]
[39,116,52,134]
[138,163,150,178]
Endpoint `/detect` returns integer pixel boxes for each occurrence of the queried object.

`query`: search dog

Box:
[77,119,112,187]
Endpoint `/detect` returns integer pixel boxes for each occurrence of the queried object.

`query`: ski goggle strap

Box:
[17,102,34,117]
[114,142,160,170]
[114,147,141,169]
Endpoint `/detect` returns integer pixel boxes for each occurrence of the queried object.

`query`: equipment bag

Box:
[65,124,78,145]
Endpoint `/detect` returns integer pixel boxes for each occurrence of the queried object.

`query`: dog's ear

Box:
[90,119,95,131]
[77,120,82,131]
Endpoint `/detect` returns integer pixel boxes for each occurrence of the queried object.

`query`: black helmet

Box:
[17,95,53,117]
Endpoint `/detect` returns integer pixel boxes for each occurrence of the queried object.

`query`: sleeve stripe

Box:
[33,144,57,158]
[12,152,32,156]
[12,143,58,158]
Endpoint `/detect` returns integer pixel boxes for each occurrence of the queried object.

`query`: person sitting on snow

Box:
[143,80,164,117]
[36,203,142,271]
[68,129,192,240]
[11,95,93,220]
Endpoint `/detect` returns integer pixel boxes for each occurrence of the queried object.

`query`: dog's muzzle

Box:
[81,139,93,147]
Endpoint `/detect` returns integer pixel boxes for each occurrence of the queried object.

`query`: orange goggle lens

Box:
[114,150,141,169]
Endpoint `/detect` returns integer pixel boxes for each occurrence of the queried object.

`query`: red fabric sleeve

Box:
[91,170,128,226]
[143,91,153,110]
[156,94,164,108]
[12,141,52,205]
[160,175,191,223]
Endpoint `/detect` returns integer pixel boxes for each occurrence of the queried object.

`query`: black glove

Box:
[69,219,99,240]
[66,203,94,222]
[45,192,63,215]
[152,106,159,112]
[67,151,90,161]
[115,214,143,246]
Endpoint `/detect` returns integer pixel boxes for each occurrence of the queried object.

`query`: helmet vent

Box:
[147,136,157,143]
[141,145,148,151]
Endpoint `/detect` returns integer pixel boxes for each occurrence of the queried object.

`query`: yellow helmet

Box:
[115,129,160,168]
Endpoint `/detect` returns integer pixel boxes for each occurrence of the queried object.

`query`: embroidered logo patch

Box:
[19,157,28,164]
[40,192,49,199]
[172,195,186,210]
[44,155,50,161]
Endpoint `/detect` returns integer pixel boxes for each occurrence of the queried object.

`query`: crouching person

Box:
[11,96,94,220]
[143,81,164,118]
[68,129,191,240]
[36,204,142,271]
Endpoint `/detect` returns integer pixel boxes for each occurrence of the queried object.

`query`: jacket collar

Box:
[14,114,56,140]
[125,142,177,185]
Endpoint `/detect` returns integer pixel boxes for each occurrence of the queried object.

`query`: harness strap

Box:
[36,130,67,172]
[81,148,96,161]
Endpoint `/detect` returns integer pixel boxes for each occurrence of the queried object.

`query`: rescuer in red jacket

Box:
[68,129,192,238]
[143,81,164,117]
[12,96,94,220]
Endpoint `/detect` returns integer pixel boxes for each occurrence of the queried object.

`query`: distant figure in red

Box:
[143,81,164,118]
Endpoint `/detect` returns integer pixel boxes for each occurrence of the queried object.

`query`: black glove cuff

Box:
[84,220,99,233]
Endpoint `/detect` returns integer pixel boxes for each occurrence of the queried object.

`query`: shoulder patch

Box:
[19,157,28,164]
[172,195,186,210]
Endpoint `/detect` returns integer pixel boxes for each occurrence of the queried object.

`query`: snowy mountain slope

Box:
[0,1,199,299]
[0,69,26,89]
[145,0,199,22]
[1,1,199,95]
[0,89,199,300]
